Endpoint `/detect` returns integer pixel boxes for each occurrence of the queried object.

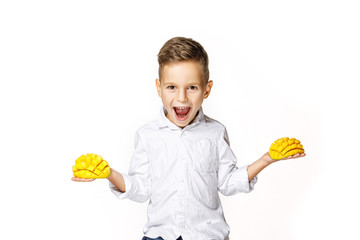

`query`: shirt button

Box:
[178,223,185,229]
[179,201,184,207]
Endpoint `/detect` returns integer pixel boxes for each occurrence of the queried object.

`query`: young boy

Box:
[72,37,305,240]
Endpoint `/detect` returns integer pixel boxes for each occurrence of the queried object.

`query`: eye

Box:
[167,86,175,90]
[189,86,198,90]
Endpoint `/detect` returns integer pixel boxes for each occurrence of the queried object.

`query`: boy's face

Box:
[156,61,213,128]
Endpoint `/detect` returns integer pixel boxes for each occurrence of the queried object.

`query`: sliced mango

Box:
[72,153,110,178]
[269,137,305,160]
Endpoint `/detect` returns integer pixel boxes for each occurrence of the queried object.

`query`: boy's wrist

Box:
[107,168,113,180]
[106,168,126,192]
[261,152,277,165]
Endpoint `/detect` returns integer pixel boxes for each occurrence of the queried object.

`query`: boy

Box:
[72,37,305,240]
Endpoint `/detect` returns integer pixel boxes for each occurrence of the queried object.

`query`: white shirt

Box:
[110,107,258,240]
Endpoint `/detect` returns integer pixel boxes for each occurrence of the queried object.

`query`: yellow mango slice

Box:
[269,137,305,160]
[72,153,111,178]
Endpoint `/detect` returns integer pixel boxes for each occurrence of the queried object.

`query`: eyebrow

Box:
[162,81,176,85]
[163,81,202,86]
[187,82,202,86]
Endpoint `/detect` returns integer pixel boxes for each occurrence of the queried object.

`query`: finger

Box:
[282,153,302,160]
[80,178,95,182]
[78,178,95,182]
[283,155,294,160]
[285,153,306,160]
[293,153,306,158]
[71,177,95,182]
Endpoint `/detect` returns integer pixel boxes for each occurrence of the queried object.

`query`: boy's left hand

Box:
[247,152,306,182]
[71,177,95,182]
[263,152,306,164]
[282,152,306,160]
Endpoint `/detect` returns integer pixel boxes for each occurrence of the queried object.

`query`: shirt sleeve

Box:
[217,127,258,196]
[109,131,151,203]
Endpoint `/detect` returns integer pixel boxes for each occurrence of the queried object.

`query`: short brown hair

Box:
[157,37,209,84]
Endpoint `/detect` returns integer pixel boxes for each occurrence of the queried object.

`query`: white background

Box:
[1,1,359,239]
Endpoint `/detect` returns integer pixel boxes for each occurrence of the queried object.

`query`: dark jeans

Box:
[142,236,183,240]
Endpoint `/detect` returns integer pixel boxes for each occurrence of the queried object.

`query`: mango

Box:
[269,137,304,160]
[72,153,110,178]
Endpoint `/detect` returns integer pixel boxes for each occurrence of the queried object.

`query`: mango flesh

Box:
[72,153,110,178]
[269,137,304,160]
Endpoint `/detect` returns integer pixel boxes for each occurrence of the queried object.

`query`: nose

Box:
[177,88,187,103]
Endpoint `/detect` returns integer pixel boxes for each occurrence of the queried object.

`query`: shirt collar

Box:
[157,106,206,130]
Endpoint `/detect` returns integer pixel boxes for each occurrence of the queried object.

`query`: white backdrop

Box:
[1,1,359,239]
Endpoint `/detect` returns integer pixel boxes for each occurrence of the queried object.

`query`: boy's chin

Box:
[166,114,190,128]
[171,118,188,128]
[173,115,197,128]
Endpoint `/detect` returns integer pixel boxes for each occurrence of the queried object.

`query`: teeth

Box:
[176,107,188,109]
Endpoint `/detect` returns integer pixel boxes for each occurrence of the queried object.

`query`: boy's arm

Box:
[247,152,306,182]
[107,168,126,192]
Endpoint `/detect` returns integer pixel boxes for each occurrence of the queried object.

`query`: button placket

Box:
[178,222,185,229]
[175,135,187,231]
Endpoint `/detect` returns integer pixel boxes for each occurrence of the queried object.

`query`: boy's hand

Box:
[71,177,95,182]
[282,152,306,160]
[263,152,306,164]
[247,152,307,182]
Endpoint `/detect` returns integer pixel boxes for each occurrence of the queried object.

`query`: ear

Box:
[155,78,162,97]
[204,80,213,99]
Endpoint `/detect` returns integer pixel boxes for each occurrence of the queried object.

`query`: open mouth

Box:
[173,106,191,121]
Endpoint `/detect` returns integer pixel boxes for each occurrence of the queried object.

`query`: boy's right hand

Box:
[71,177,95,182]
